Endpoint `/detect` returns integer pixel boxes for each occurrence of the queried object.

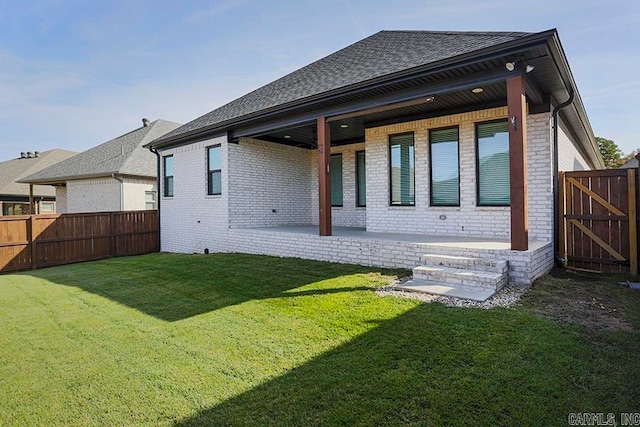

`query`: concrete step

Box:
[420,253,508,274]
[412,265,506,290]
[397,279,496,302]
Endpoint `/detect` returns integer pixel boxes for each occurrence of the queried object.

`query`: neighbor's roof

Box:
[620,157,639,169]
[0,149,78,197]
[22,120,182,184]
[153,30,531,144]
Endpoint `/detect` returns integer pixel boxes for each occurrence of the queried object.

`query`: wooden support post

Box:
[558,171,566,264]
[29,184,34,215]
[507,75,529,251]
[317,117,332,236]
[628,168,638,275]
[29,215,37,270]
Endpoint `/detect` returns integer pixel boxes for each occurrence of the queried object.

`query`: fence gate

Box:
[559,169,638,274]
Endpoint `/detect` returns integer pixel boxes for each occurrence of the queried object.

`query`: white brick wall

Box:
[53,176,155,214]
[159,135,229,254]
[55,187,67,213]
[158,106,565,282]
[228,138,314,228]
[121,177,156,211]
[311,143,367,227]
[557,115,590,171]
[63,177,122,213]
[365,107,554,242]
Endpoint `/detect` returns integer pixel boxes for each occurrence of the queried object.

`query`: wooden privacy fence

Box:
[559,169,637,274]
[0,210,158,273]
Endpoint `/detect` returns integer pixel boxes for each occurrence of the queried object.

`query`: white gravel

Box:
[376,277,530,309]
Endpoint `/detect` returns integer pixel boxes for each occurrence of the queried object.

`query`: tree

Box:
[596,137,625,168]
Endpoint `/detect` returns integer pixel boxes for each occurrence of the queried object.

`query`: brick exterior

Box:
[365,107,554,241]
[157,106,586,283]
[53,176,156,214]
[557,115,590,171]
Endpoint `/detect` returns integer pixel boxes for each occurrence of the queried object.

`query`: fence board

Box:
[562,170,637,274]
[0,210,158,273]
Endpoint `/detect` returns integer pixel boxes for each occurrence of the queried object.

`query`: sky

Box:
[1,0,639,162]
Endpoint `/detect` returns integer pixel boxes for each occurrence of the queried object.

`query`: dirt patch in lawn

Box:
[520,268,638,332]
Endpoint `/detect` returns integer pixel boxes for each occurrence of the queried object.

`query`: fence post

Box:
[110,212,115,258]
[29,215,37,270]
[558,171,566,265]
[628,169,638,275]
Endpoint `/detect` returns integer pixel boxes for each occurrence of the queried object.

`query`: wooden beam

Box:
[326,96,434,123]
[628,169,638,275]
[29,184,34,215]
[507,75,528,251]
[317,117,332,236]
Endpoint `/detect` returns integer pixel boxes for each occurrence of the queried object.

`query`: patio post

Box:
[507,74,528,251]
[317,117,332,236]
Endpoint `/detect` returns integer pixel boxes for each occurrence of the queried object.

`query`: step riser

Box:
[419,254,508,274]
[412,269,505,290]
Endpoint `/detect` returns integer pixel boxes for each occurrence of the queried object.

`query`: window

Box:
[476,120,510,206]
[356,151,366,207]
[207,145,222,195]
[430,127,460,206]
[389,133,415,206]
[2,203,28,216]
[331,154,343,207]
[39,202,55,213]
[145,191,156,210]
[163,155,174,197]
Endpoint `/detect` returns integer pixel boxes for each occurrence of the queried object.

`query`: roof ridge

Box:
[378,29,532,36]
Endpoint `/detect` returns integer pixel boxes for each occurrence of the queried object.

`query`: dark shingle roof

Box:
[0,149,78,197]
[156,30,531,143]
[22,120,181,184]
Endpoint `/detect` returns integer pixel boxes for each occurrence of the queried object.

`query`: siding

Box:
[557,115,591,171]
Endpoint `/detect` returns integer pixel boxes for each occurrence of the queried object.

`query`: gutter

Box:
[148,146,161,252]
[112,173,124,210]
[552,90,574,267]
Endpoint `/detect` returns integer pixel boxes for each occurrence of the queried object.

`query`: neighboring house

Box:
[21,119,181,213]
[0,149,77,216]
[146,29,604,298]
[620,155,640,169]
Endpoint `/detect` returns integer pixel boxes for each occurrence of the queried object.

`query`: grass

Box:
[0,253,638,426]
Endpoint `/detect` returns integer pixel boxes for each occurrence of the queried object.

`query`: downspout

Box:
[149,146,161,251]
[112,173,125,210]
[552,89,574,266]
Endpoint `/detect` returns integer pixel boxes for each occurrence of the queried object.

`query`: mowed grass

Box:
[0,253,638,426]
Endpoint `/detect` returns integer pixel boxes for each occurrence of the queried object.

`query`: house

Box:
[21,119,181,213]
[0,149,77,216]
[620,155,640,169]
[145,29,604,299]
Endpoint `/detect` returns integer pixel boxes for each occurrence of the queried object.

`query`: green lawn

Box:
[0,253,638,426]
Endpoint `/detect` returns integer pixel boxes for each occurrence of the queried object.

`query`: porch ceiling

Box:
[253,81,509,148]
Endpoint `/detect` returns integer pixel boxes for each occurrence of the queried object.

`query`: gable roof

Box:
[22,120,182,184]
[153,30,531,144]
[620,157,639,169]
[0,149,78,197]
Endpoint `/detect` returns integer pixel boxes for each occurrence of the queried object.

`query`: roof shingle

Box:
[22,120,182,184]
[0,149,78,197]
[155,30,531,143]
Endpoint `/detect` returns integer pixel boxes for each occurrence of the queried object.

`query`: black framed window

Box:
[331,154,343,207]
[207,145,222,195]
[476,120,510,206]
[389,133,415,206]
[430,127,460,206]
[163,155,173,197]
[356,150,366,207]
